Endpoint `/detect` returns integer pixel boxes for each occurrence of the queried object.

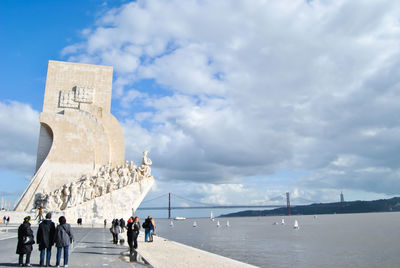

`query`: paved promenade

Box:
[137,234,256,268]
[0,225,144,267]
[0,225,256,268]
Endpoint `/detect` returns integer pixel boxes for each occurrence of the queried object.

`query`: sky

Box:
[1,0,400,209]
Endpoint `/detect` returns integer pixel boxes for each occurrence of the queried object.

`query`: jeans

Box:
[40,247,52,266]
[18,252,31,265]
[145,229,153,242]
[56,246,69,266]
[113,233,119,244]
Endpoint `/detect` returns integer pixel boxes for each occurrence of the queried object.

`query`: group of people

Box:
[2,215,10,225]
[110,218,125,244]
[16,213,73,267]
[16,213,157,266]
[109,215,156,255]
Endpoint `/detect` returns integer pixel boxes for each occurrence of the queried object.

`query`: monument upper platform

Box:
[43,60,113,114]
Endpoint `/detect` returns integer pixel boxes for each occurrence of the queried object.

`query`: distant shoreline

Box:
[219,197,400,217]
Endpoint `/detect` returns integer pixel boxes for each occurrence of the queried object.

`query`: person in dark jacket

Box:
[37,212,56,267]
[54,216,74,267]
[16,216,34,267]
[126,216,140,254]
[112,219,120,244]
[119,218,125,233]
[142,216,152,242]
[133,217,140,249]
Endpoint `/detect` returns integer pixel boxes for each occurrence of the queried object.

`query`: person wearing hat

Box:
[37,212,56,267]
[16,216,35,267]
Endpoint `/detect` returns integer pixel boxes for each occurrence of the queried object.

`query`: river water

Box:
[145,212,400,268]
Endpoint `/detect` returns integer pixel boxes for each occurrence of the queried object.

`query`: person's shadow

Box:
[129,250,138,262]
[0,263,40,267]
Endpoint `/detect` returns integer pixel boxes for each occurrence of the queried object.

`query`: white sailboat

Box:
[226,220,230,227]
[210,211,215,221]
[294,220,299,229]
[193,221,197,227]
[281,218,285,225]
[169,220,174,227]
[217,220,220,227]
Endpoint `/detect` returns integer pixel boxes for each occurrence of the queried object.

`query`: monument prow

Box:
[15,60,154,221]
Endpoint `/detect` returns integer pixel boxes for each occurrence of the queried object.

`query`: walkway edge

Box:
[135,233,259,268]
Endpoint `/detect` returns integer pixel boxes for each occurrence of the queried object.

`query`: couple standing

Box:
[142,216,155,242]
[16,213,74,267]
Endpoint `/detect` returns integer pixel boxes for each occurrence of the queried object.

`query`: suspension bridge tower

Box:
[168,192,171,219]
[286,192,291,215]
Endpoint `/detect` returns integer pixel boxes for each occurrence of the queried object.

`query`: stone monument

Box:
[14,60,154,221]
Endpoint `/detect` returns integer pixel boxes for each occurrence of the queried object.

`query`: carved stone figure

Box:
[54,189,63,209]
[33,193,48,209]
[110,168,119,190]
[46,191,56,210]
[67,181,78,207]
[138,151,152,177]
[82,179,92,202]
[31,153,153,212]
[61,184,70,209]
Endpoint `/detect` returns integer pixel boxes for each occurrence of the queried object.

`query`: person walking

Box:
[104,219,107,228]
[37,212,56,267]
[16,216,34,267]
[6,216,10,226]
[2,216,5,224]
[112,219,120,244]
[54,216,74,268]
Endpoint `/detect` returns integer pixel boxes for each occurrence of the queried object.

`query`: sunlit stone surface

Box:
[14,60,154,221]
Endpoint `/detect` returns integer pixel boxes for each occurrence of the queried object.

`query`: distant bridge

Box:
[138,192,316,217]
[138,205,285,210]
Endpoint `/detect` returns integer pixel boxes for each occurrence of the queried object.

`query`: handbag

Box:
[61,225,73,243]
[23,235,33,245]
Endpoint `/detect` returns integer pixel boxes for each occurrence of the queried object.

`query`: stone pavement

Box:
[136,234,257,268]
[0,225,257,268]
[0,226,147,267]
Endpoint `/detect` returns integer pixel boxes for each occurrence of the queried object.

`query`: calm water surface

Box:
[151,212,400,268]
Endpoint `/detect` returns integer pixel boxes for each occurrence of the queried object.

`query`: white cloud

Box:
[63,0,400,201]
[0,101,39,174]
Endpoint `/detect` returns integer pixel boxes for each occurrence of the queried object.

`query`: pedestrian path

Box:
[136,233,257,268]
[0,227,17,241]
[0,226,256,267]
[0,227,145,267]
